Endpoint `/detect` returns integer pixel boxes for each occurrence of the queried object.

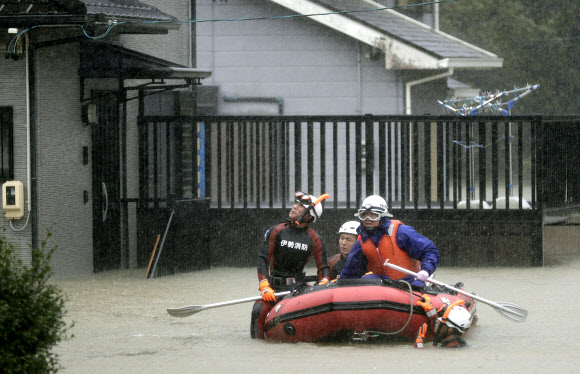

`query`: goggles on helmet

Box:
[294,191,313,208]
[356,203,384,221]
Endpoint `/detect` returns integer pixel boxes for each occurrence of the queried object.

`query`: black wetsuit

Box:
[252,220,329,339]
[257,220,330,287]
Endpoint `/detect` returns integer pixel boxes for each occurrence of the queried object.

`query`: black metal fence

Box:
[135,114,579,268]
[139,115,547,210]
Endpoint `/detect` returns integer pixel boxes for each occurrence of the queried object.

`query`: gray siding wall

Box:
[0,55,32,265]
[35,43,93,276]
[196,0,403,115]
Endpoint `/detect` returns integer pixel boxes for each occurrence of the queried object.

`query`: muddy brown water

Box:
[53,262,579,373]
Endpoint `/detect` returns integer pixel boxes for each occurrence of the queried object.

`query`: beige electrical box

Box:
[2,181,24,220]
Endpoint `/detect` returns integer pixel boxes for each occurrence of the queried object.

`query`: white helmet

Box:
[355,195,392,220]
[294,191,324,223]
[338,221,360,235]
[442,305,472,333]
[309,196,323,222]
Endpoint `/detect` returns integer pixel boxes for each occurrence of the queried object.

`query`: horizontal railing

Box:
[188,115,541,211]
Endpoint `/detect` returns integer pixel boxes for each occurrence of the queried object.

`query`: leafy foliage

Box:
[439,0,579,114]
[0,234,73,373]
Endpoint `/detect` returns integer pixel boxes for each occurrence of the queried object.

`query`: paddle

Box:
[167,291,291,318]
[383,260,528,323]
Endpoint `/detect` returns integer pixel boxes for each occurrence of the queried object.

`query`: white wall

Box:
[196,0,403,115]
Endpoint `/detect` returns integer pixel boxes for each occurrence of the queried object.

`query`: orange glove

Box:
[318,278,329,285]
[414,323,428,349]
[416,295,437,318]
[259,280,277,302]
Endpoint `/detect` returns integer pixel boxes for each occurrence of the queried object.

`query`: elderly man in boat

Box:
[339,195,439,288]
[328,220,360,280]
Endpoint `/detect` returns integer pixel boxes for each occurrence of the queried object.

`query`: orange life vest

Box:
[360,220,421,280]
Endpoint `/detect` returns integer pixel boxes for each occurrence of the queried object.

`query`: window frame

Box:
[0,106,14,181]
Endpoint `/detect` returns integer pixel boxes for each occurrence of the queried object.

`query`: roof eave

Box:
[439,58,504,69]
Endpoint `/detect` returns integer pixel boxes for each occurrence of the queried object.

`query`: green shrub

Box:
[0,233,73,373]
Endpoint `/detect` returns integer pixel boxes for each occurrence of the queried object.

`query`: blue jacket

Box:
[339,218,439,287]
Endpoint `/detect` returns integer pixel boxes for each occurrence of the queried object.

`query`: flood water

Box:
[53,262,579,373]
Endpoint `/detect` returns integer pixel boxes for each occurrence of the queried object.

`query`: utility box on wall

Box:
[2,181,24,220]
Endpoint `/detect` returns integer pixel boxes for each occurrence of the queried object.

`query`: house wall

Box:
[34,42,93,276]
[0,51,32,265]
[196,0,403,115]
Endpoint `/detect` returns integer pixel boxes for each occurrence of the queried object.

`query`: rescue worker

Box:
[328,221,359,280]
[250,191,331,339]
[414,295,472,348]
[339,195,439,288]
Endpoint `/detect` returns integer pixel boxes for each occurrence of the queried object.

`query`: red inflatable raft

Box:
[264,278,477,343]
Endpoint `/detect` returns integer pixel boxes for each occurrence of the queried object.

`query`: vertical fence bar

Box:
[386,121,393,210]
[249,121,255,204]
[137,95,147,208]
[518,121,523,208]
[401,121,408,209]
[491,121,498,209]
[261,121,266,203]
[413,120,419,209]
[281,121,287,209]
[254,121,262,208]
[452,121,458,208]
[216,122,222,207]
[269,121,275,208]
[531,118,537,209]
[379,120,386,201]
[446,122,452,207]
[437,121,444,209]
[321,121,326,198]
[237,121,242,203]
[425,120,431,208]
[242,121,247,208]
[346,122,351,208]
[478,120,487,209]
[228,121,234,208]
[153,122,159,208]
[333,121,338,208]
[394,122,400,206]
[505,120,511,209]
[464,121,471,208]
[355,120,362,206]
[365,115,374,197]
[205,120,211,200]
[307,120,314,194]
[295,121,301,193]
[166,122,172,204]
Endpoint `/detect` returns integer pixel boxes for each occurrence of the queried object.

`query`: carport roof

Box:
[79,41,211,81]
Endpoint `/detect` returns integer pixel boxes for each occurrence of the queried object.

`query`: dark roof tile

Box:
[314,0,492,59]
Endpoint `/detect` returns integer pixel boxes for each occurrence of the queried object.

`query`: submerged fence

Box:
[135,114,578,268]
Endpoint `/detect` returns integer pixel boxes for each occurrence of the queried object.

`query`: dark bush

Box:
[0,233,73,373]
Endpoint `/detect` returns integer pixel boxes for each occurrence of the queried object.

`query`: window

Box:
[0,107,14,180]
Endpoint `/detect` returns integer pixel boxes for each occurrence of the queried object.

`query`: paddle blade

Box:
[494,302,528,323]
[167,305,206,318]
